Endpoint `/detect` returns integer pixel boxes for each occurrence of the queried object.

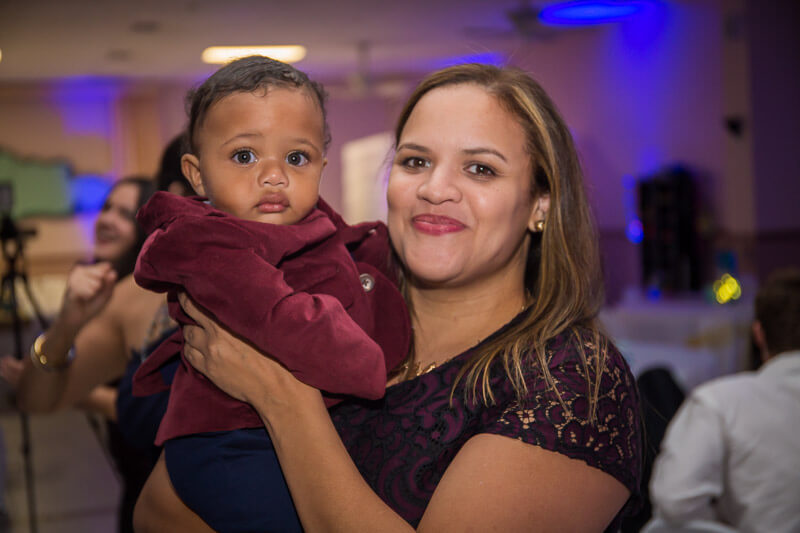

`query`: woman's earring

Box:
[533,220,545,232]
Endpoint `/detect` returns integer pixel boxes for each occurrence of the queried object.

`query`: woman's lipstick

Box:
[257,193,289,213]
[412,214,465,235]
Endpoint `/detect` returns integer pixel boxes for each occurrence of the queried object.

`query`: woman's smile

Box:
[411,214,466,235]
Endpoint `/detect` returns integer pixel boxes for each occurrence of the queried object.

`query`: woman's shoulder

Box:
[529,327,635,402]
[539,326,638,425]
[107,275,166,345]
[489,325,641,495]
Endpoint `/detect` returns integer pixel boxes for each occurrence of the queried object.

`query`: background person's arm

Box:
[16,262,130,413]
[649,392,726,525]
[76,384,119,421]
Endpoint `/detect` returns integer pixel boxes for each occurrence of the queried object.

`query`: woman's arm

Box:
[16,262,130,413]
[169,294,629,532]
[76,384,119,421]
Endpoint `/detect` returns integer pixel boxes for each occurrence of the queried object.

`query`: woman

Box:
[13,176,160,414]
[136,64,642,532]
[6,175,172,533]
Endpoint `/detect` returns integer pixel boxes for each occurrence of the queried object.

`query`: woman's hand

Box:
[60,262,118,327]
[179,293,320,410]
[0,356,23,389]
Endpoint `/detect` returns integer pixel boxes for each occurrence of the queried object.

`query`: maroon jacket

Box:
[132,192,410,445]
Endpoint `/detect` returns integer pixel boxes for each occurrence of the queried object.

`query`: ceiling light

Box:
[201,46,306,65]
[538,1,655,26]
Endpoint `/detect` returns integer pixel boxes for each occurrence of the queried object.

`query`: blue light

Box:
[71,175,113,213]
[433,52,506,69]
[539,1,654,26]
[46,76,122,136]
[626,218,644,244]
[645,285,661,301]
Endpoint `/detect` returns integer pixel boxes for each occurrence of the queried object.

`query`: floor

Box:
[0,394,120,533]
[0,318,121,533]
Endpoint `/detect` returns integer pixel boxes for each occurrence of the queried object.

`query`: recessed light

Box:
[131,20,160,34]
[201,46,307,65]
[108,49,132,62]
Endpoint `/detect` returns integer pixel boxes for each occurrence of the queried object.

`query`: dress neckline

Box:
[386,306,531,392]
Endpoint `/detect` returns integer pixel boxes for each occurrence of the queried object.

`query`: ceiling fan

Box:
[462,1,559,43]
[333,41,410,100]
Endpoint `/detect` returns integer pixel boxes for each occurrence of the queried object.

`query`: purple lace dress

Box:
[331,315,642,530]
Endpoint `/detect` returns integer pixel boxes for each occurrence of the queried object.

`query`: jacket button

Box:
[359,273,375,292]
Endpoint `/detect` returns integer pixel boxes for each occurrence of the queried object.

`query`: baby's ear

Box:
[181,154,205,196]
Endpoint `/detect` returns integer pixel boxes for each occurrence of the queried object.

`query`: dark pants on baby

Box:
[164,428,303,533]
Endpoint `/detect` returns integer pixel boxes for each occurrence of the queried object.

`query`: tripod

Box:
[1,213,45,533]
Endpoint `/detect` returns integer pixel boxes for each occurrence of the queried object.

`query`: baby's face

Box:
[185,88,326,225]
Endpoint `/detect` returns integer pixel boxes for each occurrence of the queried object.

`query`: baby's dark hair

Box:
[185,55,331,154]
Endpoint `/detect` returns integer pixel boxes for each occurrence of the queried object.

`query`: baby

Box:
[132,56,409,532]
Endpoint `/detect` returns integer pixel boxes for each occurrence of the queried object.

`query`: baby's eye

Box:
[286,151,309,166]
[465,163,495,177]
[233,150,257,165]
[402,157,430,170]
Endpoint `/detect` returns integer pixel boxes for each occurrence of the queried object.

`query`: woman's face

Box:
[94,182,139,263]
[387,84,541,290]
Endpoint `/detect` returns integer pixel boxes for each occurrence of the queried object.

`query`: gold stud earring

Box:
[534,220,545,232]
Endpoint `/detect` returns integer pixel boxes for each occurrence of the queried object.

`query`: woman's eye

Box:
[286,151,309,166]
[402,157,430,170]
[466,163,495,177]
[233,150,256,165]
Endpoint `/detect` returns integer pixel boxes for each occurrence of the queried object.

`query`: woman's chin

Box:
[93,243,123,265]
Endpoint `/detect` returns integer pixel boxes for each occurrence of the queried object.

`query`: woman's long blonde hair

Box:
[394,64,607,420]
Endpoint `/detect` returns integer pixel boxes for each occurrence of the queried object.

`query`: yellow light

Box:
[712,272,742,305]
[0,48,3,63]
[201,46,306,65]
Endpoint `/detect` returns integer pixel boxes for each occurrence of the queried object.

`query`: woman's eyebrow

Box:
[463,147,507,163]
[396,142,431,153]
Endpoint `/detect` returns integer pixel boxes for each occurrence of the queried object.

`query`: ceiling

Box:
[0,0,589,86]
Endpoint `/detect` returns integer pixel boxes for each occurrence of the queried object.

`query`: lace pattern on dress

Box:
[496,331,640,495]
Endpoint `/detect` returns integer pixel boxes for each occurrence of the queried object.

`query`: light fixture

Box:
[0,48,3,63]
[538,1,655,26]
[713,273,742,305]
[201,46,306,65]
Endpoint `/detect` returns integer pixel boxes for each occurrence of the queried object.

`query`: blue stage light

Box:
[626,218,644,244]
[72,175,113,213]
[433,52,506,69]
[539,1,655,26]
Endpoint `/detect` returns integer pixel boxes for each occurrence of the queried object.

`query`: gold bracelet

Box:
[29,333,75,372]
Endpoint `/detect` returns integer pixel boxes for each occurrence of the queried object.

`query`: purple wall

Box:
[748,0,800,279]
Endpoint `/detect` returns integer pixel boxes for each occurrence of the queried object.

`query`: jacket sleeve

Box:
[134,216,387,400]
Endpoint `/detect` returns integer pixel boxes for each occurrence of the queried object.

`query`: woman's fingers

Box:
[182,328,206,373]
[68,262,117,301]
[0,356,24,389]
[178,292,214,330]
